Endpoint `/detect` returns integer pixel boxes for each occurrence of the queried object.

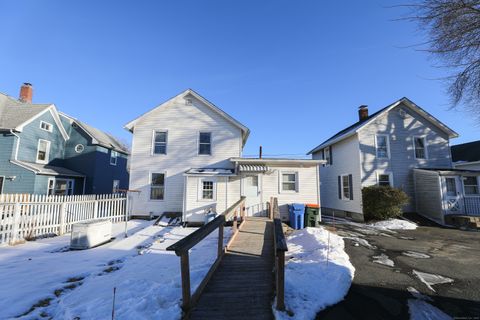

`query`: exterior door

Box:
[242,174,263,216]
[443,176,464,214]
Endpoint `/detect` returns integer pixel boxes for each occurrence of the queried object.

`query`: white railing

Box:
[464,196,480,216]
[244,202,267,217]
[0,193,127,245]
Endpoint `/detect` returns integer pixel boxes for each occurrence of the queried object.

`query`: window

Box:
[153,131,167,155]
[40,121,52,132]
[463,176,479,195]
[36,139,50,164]
[202,181,214,200]
[199,132,212,155]
[150,173,165,200]
[110,150,118,165]
[0,176,4,194]
[281,172,297,192]
[375,135,390,159]
[324,146,332,166]
[339,174,353,200]
[47,179,74,196]
[413,137,427,159]
[75,144,84,153]
[445,178,457,197]
[112,180,120,193]
[377,173,392,187]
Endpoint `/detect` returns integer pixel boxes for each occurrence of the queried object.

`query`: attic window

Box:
[40,121,52,132]
[185,98,193,106]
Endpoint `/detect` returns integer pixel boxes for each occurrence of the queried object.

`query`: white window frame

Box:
[75,144,84,153]
[36,139,51,164]
[413,136,428,160]
[47,178,74,196]
[150,172,166,201]
[198,178,216,201]
[376,171,394,187]
[198,132,212,156]
[0,176,4,194]
[340,174,352,201]
[462,176,480,197]
[152,130,168,155]
[324,147,331,166]
[279,171,299,193]
[375,134,390,159]
[39,121,53,132]
[112,180,120,193]
[110,150,118,166]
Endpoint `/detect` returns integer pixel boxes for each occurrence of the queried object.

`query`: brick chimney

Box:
[19,83,33,103]
[358,105,368,121]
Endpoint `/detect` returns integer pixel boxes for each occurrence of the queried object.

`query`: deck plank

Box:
[189,217,275,320]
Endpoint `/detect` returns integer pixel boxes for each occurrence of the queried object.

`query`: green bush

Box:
[362,186,409,221]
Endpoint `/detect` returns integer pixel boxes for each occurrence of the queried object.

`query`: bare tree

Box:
[408,0,480,119]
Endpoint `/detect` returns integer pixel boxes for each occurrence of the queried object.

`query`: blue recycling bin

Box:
[288,203,305,229]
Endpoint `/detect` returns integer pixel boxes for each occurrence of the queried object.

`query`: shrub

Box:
[362,186,409,221]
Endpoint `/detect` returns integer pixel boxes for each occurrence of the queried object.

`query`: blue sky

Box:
[0,1,477,157]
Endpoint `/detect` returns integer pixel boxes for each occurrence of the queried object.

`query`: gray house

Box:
[0,83,129,195]
[308,97,463,221]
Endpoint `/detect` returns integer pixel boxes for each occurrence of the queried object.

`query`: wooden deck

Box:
[189,217,275,320]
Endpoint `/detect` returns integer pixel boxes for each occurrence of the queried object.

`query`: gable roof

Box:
[0,93,69,140]
[60,113,129,154]
[451,140,480,163]
[124,89,250,146]
[307,97,458,155]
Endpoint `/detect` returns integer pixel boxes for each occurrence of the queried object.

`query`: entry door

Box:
[443,176,464,214]
[243,175,263,216]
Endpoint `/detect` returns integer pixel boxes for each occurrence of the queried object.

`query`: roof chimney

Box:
[19,83,33,103]
[358,105,368,121]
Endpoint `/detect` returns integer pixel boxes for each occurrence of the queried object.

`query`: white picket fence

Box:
[0,193,127,245]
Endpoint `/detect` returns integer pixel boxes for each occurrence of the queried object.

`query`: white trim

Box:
[340,174,352,201]
[375,134,390,159]
[198,177,217,201]
[47,177,75,196]
[279,171,299,193]
[376,171,394,187]
[0,176,4,194]
[110,150,118,166]
[149,171,166,202]
[151,130,168,155]
[36,139,51,164]
[454,160,480,167]
[39,121,53,132]
[198,131,212,156]
[112,179,120,193]
[462,175,480,197]
[75,144,84,153]
[16,106,70,140]
[413,136,428,160]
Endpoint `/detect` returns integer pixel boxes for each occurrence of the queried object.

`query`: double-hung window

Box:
[201,180,215,200]
[199,132,212,155]
[36,139,50,164]
[48,179,74,196]
[339,174,353,200]
[376,135,390,159]
[150,173,165,200]
[110,151,118,165]
[281,172,298,192]
[377,173,393,187]
[413,136,427,159]
[153,131,167,155]
[464,176,479,195]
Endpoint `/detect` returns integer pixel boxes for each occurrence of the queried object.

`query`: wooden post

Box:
[218,223,224,257]
[180,253,191,310]
[276,250,286,311]
[10,202,21,245]
[59,203,66,236]
[232,210,238,233]
[93,200,99,219]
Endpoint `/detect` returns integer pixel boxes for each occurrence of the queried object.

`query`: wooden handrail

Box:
[166,196,246,313]
[271,197,287,311]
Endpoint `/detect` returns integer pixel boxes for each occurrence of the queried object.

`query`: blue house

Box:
[0,83,129,195]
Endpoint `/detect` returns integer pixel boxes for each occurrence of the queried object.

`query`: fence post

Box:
[10,202,21,245]
[180,253,191,310]
[59,203,66,236]
[93,200,99,219]
[218,222,224,258]
[276,250,286,311]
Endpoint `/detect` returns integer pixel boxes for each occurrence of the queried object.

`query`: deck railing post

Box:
[276,250,286,311]
[59,203,66,236]
[218,222,224,258]
[233,209,238,233]
[180,252,191,310]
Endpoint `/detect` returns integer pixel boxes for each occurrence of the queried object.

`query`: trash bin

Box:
[288,203,305,229]
[304,204,320,227]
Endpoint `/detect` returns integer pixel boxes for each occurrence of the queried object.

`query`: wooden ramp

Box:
[189,217,275,320]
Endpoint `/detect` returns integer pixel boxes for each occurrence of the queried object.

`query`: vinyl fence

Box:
[0,193,127,245]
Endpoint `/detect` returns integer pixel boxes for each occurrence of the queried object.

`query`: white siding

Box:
[454,162,480,171]
[413,169,443,223]
[129,95,243,216]
[313,135,363,215]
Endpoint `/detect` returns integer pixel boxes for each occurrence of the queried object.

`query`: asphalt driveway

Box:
[317,218,480,319]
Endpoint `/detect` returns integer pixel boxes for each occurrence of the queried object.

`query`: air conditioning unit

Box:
[70,219,112,250]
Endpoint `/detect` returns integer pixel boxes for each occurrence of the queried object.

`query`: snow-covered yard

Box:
[274,227,355,319]
[0,220,229,319]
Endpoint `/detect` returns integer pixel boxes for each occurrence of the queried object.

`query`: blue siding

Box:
[90,147,129,194]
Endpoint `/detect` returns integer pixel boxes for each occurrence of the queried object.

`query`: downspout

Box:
[225,176,228,212]
[10,130,20,161]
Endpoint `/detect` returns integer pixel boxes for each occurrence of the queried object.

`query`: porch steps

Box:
[445,215,480,230]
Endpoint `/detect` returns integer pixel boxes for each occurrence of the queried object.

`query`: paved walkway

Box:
[189,217,274,320]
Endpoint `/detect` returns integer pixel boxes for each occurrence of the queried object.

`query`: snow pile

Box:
[369,219,417,230]
[274,227,354,319]
[413,270,454,292]
[0,220,230,319]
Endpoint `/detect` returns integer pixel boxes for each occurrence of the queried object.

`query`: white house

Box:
[125,89,323,224]
[308,97,463,221]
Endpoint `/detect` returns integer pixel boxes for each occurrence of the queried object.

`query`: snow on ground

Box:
[368,219,417,230]
[274,227,355,320]
[372,253,394,267]
[413,270,454,293]
[408,299,453,320]
[0,220,230,319]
